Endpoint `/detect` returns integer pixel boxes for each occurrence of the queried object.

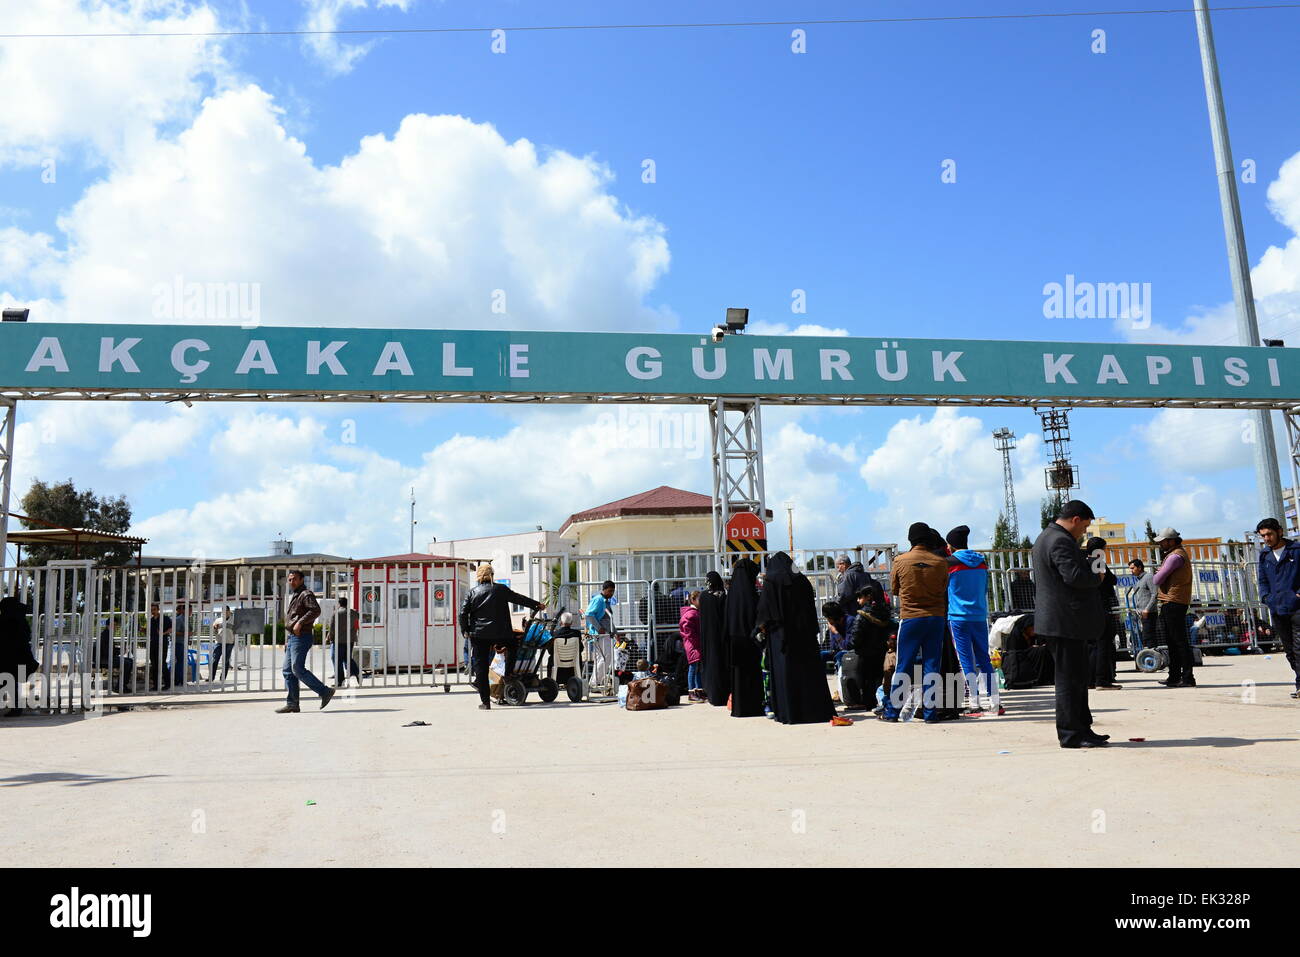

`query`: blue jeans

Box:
[949,618,994,702]
[687,661,702,690]
[282,634,330,706]
[883,616,946,720]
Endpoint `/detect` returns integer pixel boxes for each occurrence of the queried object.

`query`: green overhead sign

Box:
[1,322,1296,407]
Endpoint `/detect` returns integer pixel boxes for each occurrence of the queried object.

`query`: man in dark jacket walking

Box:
[459,562,544,709]
[1256,517,1300,696]
[277,570,333,713]
[1031,500,1109,748]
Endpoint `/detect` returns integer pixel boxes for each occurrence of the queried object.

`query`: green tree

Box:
[18,479,134,566]
[991,512,1016,550]
[1020,535,1034,549]
[1143,519,1157,545]
[1039,496,1057,531]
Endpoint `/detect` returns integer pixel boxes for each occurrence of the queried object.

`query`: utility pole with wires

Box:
[409,487,417,554]
[1193,0,1286,523]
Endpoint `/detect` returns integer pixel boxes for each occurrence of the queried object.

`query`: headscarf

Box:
[705,571,726,594]
[725,557,760,642]
[754,552,818,653]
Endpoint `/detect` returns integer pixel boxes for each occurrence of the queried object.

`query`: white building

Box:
[430,529,573,603]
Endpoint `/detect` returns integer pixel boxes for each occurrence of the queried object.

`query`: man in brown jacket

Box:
[277,570,334,713]
[1153,528,1196,687]
[881,522,949,722]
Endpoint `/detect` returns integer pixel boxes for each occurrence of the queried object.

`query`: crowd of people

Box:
[6,505,1300,743]
[451,503,1300,750]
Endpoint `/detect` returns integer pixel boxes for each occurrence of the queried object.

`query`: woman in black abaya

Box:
[755,552,835,725]
[699,571,730,706]
[727,558,765,717]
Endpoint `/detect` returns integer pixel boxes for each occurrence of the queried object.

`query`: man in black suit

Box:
[1031,500,1110,749]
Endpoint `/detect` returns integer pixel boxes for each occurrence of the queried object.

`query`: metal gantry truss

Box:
[709,397,766,560]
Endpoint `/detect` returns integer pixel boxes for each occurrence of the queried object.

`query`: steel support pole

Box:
[0,399,15,592]
[709,397,767,561]
[1283,412,1300,536]
[1193,0,1285,523]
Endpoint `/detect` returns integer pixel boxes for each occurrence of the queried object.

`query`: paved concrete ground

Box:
[2,654,1297,867]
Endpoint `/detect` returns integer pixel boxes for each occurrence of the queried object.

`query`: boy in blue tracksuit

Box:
[945,525,1002,715]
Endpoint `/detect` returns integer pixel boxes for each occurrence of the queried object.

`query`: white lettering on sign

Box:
[728,525,765,538]
[99,337,142,373]
[626,346,662,380]
[508,343,529,379]
[25,337,68,373]
[306,340,348,376]
[171,339,210,383]
[1043,353,1077,384]
[442,342,472,377]
[234,340,277,375]
[374,342,414,376]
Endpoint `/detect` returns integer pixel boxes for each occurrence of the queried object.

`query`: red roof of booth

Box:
[353,552,473,565]
[559,486,715,534]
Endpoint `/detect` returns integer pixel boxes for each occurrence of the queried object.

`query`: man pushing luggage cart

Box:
[584,580,619,699]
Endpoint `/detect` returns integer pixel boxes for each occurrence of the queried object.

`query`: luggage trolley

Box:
[500,607,563,706]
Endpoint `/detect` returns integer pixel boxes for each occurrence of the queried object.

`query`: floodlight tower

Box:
[1036,406,1079,515]
[992,427,1019,541]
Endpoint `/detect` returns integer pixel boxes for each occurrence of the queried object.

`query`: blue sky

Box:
[3,0,1300,559]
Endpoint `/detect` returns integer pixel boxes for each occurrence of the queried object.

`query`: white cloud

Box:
[20,86,671,333]
[1133,481,1246,540]
[859,408,1043,545]
[299,0,412,75]
[1122,150,1300,347]
[1134,408,1253,474]
[748,321,850,337]
[0,0,230,166]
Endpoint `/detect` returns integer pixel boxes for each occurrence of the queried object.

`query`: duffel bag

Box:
[626,677,668,711]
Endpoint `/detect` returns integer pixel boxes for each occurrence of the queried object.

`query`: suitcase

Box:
[838,651,864,708]
[626,677,669,711]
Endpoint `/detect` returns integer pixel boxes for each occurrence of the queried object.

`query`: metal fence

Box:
[530,545,898,664]
[984,549,1268,654]
[1,558,476,712]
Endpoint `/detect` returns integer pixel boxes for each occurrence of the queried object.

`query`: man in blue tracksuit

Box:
[945,525,1002,716]
[1256,517,1300,696]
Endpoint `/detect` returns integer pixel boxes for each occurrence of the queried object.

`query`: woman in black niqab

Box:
[726,558,765,717]
[699,571,730,706]
[755,552,835,725]
[0,596,38,716]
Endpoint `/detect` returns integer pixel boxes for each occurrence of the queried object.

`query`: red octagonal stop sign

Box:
[725,511,766,541]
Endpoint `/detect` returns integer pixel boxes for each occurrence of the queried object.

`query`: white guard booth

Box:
[351,554,474,671]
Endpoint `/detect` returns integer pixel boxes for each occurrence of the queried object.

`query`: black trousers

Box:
[1271,611,1300,690]
[1159,601,1194,683]
[471,639,516,705]
[210,643,234,680]
[1090,617,1117,686]
[1046,636,1093,746]
[332,641,360,684]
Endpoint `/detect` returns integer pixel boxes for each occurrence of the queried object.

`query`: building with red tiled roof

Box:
[559,485,771,554]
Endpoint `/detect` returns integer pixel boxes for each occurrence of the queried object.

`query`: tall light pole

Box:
[409,487,417,554]
[1193,0,1285,523]
[784,501,795,552]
